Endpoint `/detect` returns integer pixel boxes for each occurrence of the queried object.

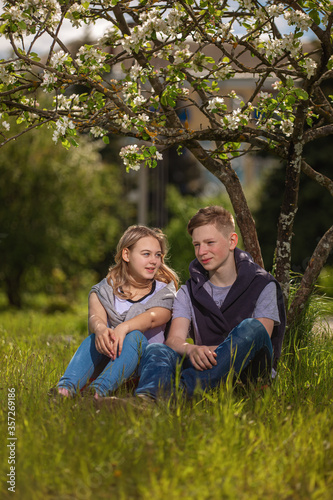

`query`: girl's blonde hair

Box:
[107,225,179,299]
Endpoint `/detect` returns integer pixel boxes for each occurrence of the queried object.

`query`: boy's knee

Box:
[235,319,272,357]
[142,343,178,364]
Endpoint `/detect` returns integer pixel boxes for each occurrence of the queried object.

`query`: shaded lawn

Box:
[0,306,333,500]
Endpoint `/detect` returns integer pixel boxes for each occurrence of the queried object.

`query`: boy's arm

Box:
[255,318,274,337]
[166,317,217,371]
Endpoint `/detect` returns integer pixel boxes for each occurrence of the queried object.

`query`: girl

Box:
[55,225,178,398]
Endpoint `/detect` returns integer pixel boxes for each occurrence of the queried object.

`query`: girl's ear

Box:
[122,248,130,262]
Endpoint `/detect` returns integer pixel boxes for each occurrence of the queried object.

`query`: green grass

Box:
[0,299,333,499]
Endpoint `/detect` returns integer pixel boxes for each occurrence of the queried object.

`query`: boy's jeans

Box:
[135,318,273,399]
[57,330,148,396]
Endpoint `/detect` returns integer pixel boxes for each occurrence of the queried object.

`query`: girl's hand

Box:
[94,326,114,358]
[110,323,130,358]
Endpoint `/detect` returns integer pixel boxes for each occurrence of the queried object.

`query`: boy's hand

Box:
[188,345,217,371]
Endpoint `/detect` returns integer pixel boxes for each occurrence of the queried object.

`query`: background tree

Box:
[0,117,129,307]
[1,0,333,324]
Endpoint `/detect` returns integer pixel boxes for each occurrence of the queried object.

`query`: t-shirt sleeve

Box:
[253,281,280,324]
[172,286,193,321]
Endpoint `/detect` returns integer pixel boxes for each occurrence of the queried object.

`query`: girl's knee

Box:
[124,330,148,353]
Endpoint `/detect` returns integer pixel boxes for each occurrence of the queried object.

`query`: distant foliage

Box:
[0,117,130,307]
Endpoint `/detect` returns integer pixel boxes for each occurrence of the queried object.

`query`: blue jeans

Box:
[135,318,273,399]
[57,330,148,396]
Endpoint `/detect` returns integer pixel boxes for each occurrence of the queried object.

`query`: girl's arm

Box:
[88,292,114,357]
[110,307,171,358]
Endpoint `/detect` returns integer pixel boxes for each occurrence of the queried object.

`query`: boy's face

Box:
[191,224,238,275]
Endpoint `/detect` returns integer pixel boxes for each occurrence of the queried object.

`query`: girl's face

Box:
[122,236,163,283]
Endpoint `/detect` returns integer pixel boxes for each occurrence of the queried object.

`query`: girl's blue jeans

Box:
[135,318,273,399]
[57,330,148,396]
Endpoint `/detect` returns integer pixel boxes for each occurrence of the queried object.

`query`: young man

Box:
[135,206,286,399]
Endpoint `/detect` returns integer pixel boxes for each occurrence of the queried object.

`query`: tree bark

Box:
[275,105,307,301]
[287,224,333,325]
[187,140,264,267]
[5,273,23,308]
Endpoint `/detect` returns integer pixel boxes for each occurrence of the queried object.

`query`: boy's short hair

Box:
[187,205,236,236]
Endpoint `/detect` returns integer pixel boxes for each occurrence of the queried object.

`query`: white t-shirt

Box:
[113,280,169,344]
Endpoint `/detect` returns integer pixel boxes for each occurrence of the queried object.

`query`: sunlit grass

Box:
[0,297,333,499]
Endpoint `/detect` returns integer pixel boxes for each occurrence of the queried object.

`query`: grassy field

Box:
[0,295,333,500]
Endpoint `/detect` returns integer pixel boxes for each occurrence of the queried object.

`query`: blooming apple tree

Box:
[1,0,333,322]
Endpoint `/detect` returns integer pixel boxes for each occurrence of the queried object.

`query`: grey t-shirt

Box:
[172,281,280,346]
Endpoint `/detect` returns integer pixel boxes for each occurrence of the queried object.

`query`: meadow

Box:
[0,294,333,500]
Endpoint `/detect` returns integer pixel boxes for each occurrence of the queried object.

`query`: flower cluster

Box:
[0,64,16,86]
[254,33,301,60]
[53,94,81,112]
[90,126,108,138]
[2,0,61,39]
[222,109,249,131]
[122,5,184,53]
[206,97,226,113]
[52,117,76,143]
[119,144,163,172]
[75,45,109,73]
[41,71,58,92]
[284,10,312,31]
[66,2,90,29]
[301,58,317,79]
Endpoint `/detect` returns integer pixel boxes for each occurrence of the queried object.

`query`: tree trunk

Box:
[187,140,264,267]
[288,224,333,325]
[5,273,23,308]
[275,106,307,302]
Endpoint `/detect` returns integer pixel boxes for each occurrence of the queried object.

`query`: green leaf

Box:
[103,136,110,144]
[0,21,8,34]
[295,88,309,100]
[69,138,79,147]
[309,9,320,25]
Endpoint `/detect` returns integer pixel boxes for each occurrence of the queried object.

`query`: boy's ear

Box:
[122,248,130,262]
[230,232,238,250]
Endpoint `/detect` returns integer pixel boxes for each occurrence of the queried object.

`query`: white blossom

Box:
[167,8,183,30]
[284,11,312,31]
[41,71,58,91]
[129,62,143,80]
[137,113,149,123]
[281,119,294,136]
[223,109,248,130]
[66,3,88,28]
[119,144,141,171]
[267,4,285,17]
[90,127,108,138]
[207,97,225,112]
[258,92,270,100]
[52,117,75,143]
[132,95,146,107]
[302,58,317,79]
[2,121,10,131]
[0,65,15,85]
[242,0,254,10]
[214,64,234,80]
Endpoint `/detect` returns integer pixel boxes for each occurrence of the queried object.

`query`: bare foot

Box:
[58,388,70,397]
